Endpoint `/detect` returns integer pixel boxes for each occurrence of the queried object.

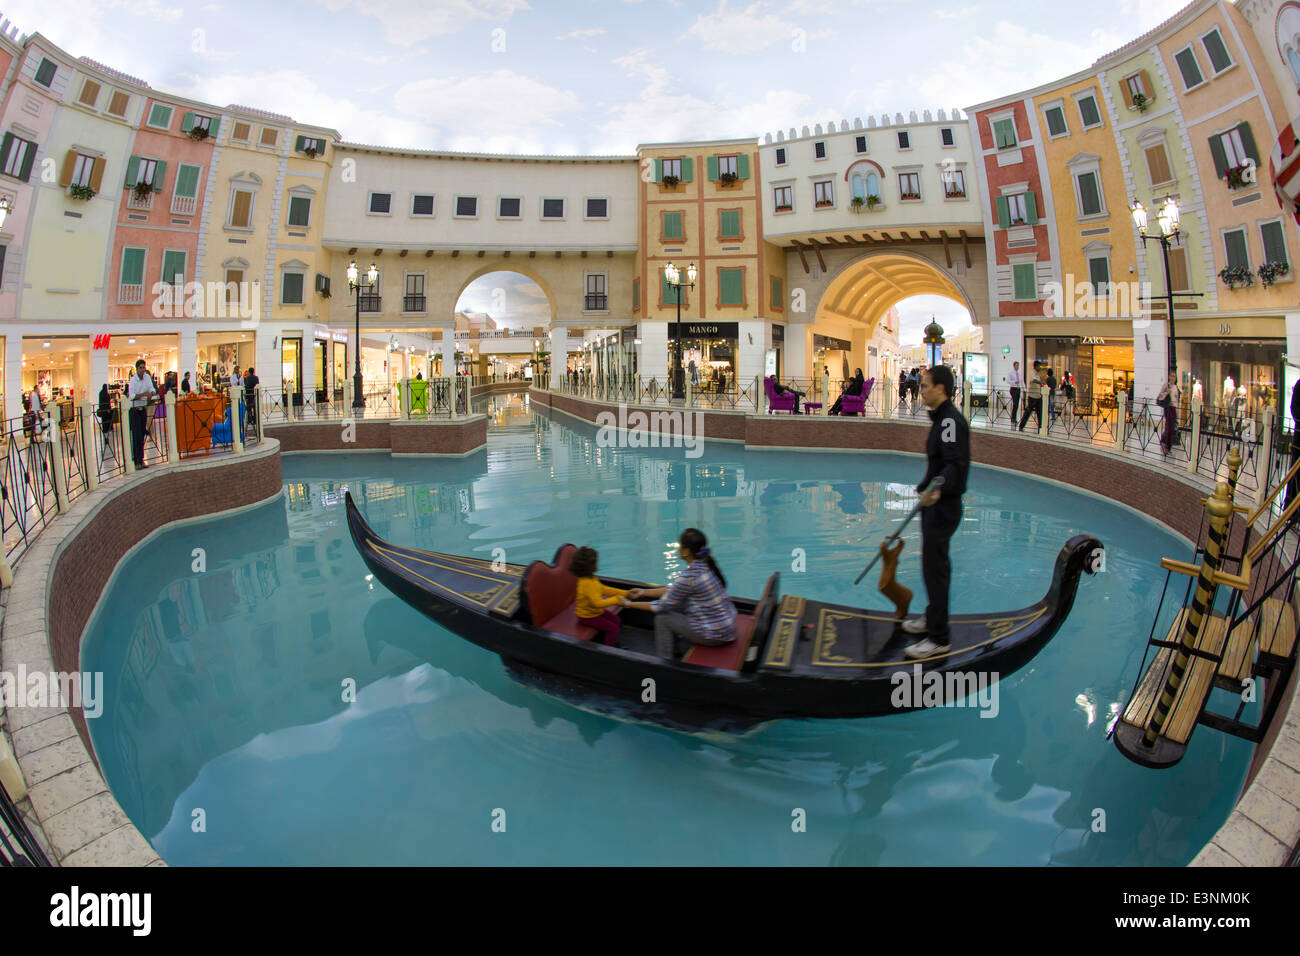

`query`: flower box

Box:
[660,175,680,189]
[1219,265,1255,289]
[1258,261,1290,287]
[188,126,210,142]
[1223,164,1254,190]
[1131,92,1150,113]
[132,181,154,202]
[899,192,921,201]
[68,183,95,201]
[774,204,792,212]
[718,172,738,186]
[944,188,966,199]
[815,200,834,208]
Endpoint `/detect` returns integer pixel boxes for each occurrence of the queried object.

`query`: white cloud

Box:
[684,0,800,54]
[556,27,606,41]
[303,0,532,47]
[895,295,972,346]
[392,70,584,150]
[934,5,978,19]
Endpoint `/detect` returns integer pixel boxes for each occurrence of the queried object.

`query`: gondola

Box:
[345,491,1104,721]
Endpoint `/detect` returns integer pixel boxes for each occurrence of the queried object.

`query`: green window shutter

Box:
[181,111,195,133]
[681,157,693,182]
[996,196,1010,228]
[124,156,139,187]
[283,272,304,304]
[771,277,782,309]
[0,132,12,171]
[1088,256,1109,290]
[34,59,55,87]
[1203,30,1232,73]
[737,154,750,179]
[1025,192,1039,224]
[1078,173,1101,215]
[720,209,740,237]
[661,271,677,305]
[1175,48,1203,88]
[1238,123,1259,165]
[175,163,200,198]
[652,158,662,183]
[720,269,743,305]
[1013,264,1036,300]
[288,195,311,227]
[1209,135,1228,178]
[1224,231,1249,271]
[16,143,34,183]
[663,212,682,240]
[208,118,220,139]
[161,250,186,286]
[632,277,639,309]
[295,135,307,152]
[1261,220,1288,265]
[152,159,167,192]
[707,155,719,181]
[994,118,1015,148]
[148,104,170,128]
[120,248,145,285]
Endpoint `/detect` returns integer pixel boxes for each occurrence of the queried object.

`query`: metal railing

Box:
[0,777,51,867]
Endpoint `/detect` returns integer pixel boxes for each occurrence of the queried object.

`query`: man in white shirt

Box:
[127,359,156,468]
[1006,361,1025,426]
[231,366,243,389]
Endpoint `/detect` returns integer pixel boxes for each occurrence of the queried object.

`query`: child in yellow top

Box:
[570,546,628,647]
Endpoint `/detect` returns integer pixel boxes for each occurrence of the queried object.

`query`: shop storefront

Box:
[281,337,303,405]
[769,324,784,381]
[674,322,738,390]
[1026,335,1134,410]
[1183,339,1283,418]
[813,333,852,383]
[23,336,91,405]
[196,332,254,390]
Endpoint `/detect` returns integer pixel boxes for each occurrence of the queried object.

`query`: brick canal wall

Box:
[266,414,488,456]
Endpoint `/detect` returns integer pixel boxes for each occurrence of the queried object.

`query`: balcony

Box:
[171,194,197,216]
[584,294,608,311]
[118,283,144,305]
[126,189,154,211]
[403,294,426,312]
[358,294,381,313]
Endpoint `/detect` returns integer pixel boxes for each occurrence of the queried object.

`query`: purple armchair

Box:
[764,376,798,413]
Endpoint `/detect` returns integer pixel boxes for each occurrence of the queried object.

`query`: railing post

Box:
[343,378,353,417]
[119,397,134,475]
[880,377,891,419]
[1114,390,1126,452]
[287,390,296,422]
[1038,390,1048,437]
[164,391,180,463]
[401,378,411,420]
[231,392,244,455]
[755,375,764,414]
[962,384,972,421]
[450,376,459,420]
[80,402,98,491]
[50,403,69,513]
[822,371,830,415]
[256,385,265,444]
[1258,407,1275,507]
[685,375,693,409]
[1187,398,1201,474]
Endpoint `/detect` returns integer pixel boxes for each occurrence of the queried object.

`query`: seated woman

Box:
[830,368,866,415]
[772,379,806,414]
[624,529,737,660]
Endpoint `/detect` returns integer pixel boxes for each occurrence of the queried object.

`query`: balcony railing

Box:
[171,194,197,216]
[126,189,154,211]
[118,283,144,305]
[403,294,426,312]
[584,294,608,311]
[358,294,381,313]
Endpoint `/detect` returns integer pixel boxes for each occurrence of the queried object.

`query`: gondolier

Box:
[901,365,971,659]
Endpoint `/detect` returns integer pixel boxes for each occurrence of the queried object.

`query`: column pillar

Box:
[551,328,570,390]
[5,334,22,423]
[179,327,197,388]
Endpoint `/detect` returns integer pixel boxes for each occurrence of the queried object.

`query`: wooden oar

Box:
[853,476,944,585]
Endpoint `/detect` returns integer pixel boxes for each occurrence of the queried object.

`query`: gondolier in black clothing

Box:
[901,365,970,659]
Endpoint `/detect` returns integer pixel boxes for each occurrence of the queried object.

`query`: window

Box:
[160,249,187,290]
[126,156,164,191]
[1076,93,1102,129]
[1075,170,1103,217]
[147,104,173,130]
[1044,105,1068,137]
[368,192,391,215]
[542,197,565,219]
[497,196,521,218]
[865,172,880,200]
[1088,255,1110,297]
[282,270,305,305]
[1261,220,1289,267]
[773,185,792,211]
[814,180,834,207]
[718,155,738,177]
[898,172,921,200]
[188,113,213,134]
[718,268,744,306]
[1012,263,1037,301]
[1144,142,1174,186]
[259,127,278,147]
[719,208,742,238]
[1224,228,1250,271]
[771,277,783,310]
[229,188,254,228]
[230,121,251,142]
[171,163,201,215]
[775,147,787,166]
[1123,72,1151,107]
[359,270,381,311]
[294,136,325,154]
[78,79,100,108]
[855,135,868,153]
[287,194,311,228]
[1166,246,1191,292]
[455,196,478,217]
[1175,46,1205,89]
[585,273,607,311]
[661,210,684,241]
[0,133,36,182]
[404,273,426,312]
[814,141,826,159]
[941,127,955,147]
[1202,28,1233,75]
[1214,125,1255,171]
[585,197,608,219]
[660,157,683,181]
[897,131,910,150]
[943,168,966,198]
[411,194,435,216]
[992,118,1017,149]
[33,58,56,88]
[107,91,129,117]
[225,268,243,305]
[998,191,1037,226]
[632,277,639,311]
[119,247,145,302]
[67,153,94,187]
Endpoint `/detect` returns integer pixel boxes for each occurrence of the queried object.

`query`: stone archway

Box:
[817,249,978,329]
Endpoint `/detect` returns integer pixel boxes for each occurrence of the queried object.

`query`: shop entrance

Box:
[1185,339,1282,419]
[674,322,738,392]
[313,339,328,404]
[1026,336,1134,411]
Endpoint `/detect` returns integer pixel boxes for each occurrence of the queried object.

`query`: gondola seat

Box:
[522,544,599,641]
[683,573,780,671]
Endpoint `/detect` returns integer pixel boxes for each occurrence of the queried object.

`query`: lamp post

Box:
[347,260,377,410]
[1131,197,1189,382]
[663,261,697,400]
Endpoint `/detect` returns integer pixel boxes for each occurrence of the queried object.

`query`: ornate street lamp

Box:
[664,261,697,400]
[1131,197,1191,381]
[347,260,378,409]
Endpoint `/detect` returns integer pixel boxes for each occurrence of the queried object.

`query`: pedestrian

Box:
[1007,360,1024,426]
[900,365,970,658]
[1045,366,1058,422]
[97,384,115,459]
[1019,362,1043,432]
[181,371,191,394]
[1157,374,1180,455]
[243,366,260,428]
[126,359,156,469]
[230,365,243,389]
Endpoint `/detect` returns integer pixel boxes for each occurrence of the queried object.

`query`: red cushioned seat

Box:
[541,603,599,641]
[524,544,578,626]
[682,613,756,670]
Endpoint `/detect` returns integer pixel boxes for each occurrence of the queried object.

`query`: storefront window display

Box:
[1026,336,1133,411]
[673,322,738,391]
[282,337,302,404]
[196,332,254,390]
[1185,339,1282,421]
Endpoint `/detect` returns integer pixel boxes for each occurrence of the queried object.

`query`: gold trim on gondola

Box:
[810,606,1048,668]
[764,616,800,667]
[371,542,515,608]
[779,595,805,617]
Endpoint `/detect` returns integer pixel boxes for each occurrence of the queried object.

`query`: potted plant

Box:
[188,125,210,142]
[945,186,965,198]
[1259,261,1291,287]
[775,203,792,212]
[866,194,881,210]
[1224,164,1253,190]
[661,174,680,189]
[900,191,921,201]
[718,171,738,186]
[850,195,865,211]
[132,180,153,202]
[68,183,95,201]
[303,145,318,159]
[1132,92,1149,112]
[1219,265,1255,289]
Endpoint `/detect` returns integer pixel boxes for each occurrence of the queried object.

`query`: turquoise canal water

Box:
[81,393,1255,865]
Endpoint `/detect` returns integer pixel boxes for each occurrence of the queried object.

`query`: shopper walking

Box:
[1007,361,1024,426]
[126,359,156,469]
[1018,362,1044,432]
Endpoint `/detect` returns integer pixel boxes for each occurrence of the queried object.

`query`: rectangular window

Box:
[455,195,478,217]
[585,197,608,219]
[542,197,565,219]
[1012,263,1037,301]
[498,196,521,218]
[34,58,55,88]
[282,271,305,305]
[662,210,683,240]
[1,133,35,182]
[295,136,325,154]
[78,79,100,108]
[773,185,792,211]
[258,127,278,147]
[368,192,391,214]
[107,91,129,117]
[412,194,434,216]
[1144,142,1174,185]
[120,247,145,285]
[1044,106,1067,137]
[898,172,920,200]
[585,273,607,311]
[1125,74,1147,101]
[1202,28,1233,74]
[897,131,910,149]
[993,117,1017,149]
[161,249,187,288]
[1076,171,1102,216]
[718,155,738,177]
[661,270,685,307]
[1006,193,1030,224]
[855,135,867,153]
[69,153,94,188]
[147,103,173,129]
[225,269,243,304]
[230,121,251,142]
[1220,127,1249,168]
[287,195,311,228]
[632,277,639,310]
[719,209,741,238]
[1261,220,1288,267]
[173,163,200,198]
[190,114,212,133]
[771,277,783,309]
[229,189,253,228]
[1167,246,1191,292]
[719,268,744,306]
[1077,94,1102,128]
[1224,228,1250,271]
[943,168,966,197]
[941,127,954,146]
[814,141,826,159]
[661,158,682,180]
[1088,256,1110,297]
[1175,47,1205,89]
[814,180,834,207]
[775,147,786,166]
